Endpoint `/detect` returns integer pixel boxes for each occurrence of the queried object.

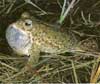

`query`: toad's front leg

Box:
[27,51,40,68]
[25,45,41,70]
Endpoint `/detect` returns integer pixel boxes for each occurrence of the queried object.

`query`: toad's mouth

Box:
[6,24,32,56]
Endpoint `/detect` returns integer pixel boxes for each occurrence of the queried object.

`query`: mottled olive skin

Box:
[12,14,75,53]
[6,12,98,66]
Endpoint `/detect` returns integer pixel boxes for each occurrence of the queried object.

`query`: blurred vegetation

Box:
[0,0,100,83]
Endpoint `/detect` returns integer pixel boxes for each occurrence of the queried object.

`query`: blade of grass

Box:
[58,0,76,24]
[6,0,16,14]
[61,0,67,17]
[24,0,47,15]
[81,11,88,25]
[71,60,79,84]
[90,57,100,83]
[11,2,27,13]
[4,58,51,81]
[90,65,100,83]
[31,59,98,82]
[0,61,18,72]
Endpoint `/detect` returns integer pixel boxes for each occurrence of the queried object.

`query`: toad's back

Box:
[30,20,76,54]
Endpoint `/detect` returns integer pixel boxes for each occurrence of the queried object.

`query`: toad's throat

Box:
[6,25,32,55]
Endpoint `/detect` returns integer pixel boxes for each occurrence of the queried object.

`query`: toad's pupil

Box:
[25,22,31,26]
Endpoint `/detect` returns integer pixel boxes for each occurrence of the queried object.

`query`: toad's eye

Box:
[24,19,32,27]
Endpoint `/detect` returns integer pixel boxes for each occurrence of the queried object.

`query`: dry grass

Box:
[0,0,100,83]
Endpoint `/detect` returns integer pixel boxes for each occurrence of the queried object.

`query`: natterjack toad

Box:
[6,12,98,67]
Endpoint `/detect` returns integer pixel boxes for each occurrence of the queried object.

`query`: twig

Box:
[24,0,47,15]
[71,60,79,84]
[0,61,18,72]
[90,65,100,83]
[81,11,88,25]
[6,0,16,14]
